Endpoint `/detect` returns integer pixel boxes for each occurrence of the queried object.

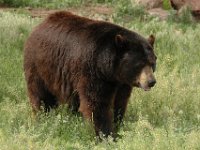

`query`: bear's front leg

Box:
[93,102,113,137]
[77,77,116,137]
[114,84,132,131]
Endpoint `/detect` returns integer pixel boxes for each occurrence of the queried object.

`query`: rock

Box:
[191,10,200,20]
[132,0,170,20]
[187,0,200,11]
[170,0,185,10]
[170,0,200,20]
[133,0,163,9]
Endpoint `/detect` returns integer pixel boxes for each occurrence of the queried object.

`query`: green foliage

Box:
[0,0,30,7]
[0,0,116,8]
[163,0,171,10]
[168,7,194,26]
[0,0,84,8]
[90,0,116,3]
[114,0,148,23]
[0,5,200,149]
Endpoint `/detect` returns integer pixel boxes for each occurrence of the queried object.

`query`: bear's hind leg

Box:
[26,73,45,114]
[25,68,57,114]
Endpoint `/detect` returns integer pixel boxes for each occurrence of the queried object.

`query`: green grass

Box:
[163,0,171,10]
[0,0,117,8]
[0,2,200,149]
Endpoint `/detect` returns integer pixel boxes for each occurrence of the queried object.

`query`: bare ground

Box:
[0,4,114,21]
[0,3,173,22]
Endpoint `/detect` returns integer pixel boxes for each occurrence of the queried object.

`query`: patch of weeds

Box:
[162,0,171,10]
[168,7,195,26]
[113,0,149,23]
[0,0,117,8]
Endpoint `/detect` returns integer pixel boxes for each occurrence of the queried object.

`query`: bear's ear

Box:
[115,34,126,47]
[148,34,155,47]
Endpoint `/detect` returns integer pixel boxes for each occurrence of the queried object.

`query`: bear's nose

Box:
[148,80,156,87]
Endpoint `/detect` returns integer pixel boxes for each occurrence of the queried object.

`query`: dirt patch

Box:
[0,5,113,21]
[148,8,169,20]
[31,5,113,21]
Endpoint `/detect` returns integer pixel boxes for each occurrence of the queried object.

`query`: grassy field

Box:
[0,0,116,8]
[0,1,200,149]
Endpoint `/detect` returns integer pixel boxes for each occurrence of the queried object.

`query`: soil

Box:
[0,4,114,21]
[0,3,171,21]
[148,8,169,20]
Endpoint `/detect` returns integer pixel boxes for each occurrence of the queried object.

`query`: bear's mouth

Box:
[137,82,151,91]
[138,83,151,91]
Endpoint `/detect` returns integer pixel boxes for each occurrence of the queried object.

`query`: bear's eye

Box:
[134,61,146,69]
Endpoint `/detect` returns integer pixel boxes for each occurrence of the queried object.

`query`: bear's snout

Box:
[136,65,156,91]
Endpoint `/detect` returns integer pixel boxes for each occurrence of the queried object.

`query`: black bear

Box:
[24,11,157,137]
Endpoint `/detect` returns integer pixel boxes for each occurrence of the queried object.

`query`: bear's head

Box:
[115,33,157,91]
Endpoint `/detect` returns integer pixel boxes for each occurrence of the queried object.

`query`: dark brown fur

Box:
[24,11,156,137]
